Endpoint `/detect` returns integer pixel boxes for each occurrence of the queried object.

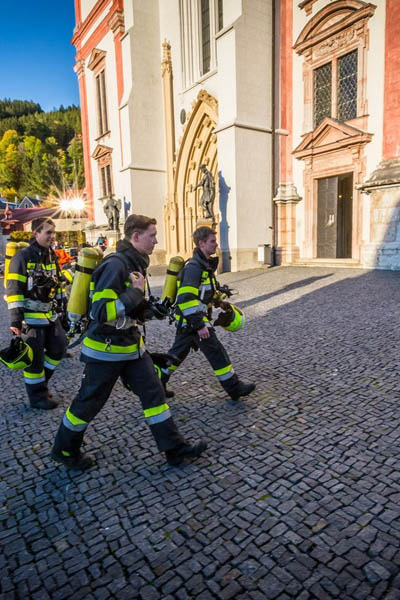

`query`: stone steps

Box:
[292,258,362,269]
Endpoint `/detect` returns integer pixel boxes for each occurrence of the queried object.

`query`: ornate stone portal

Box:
[161,42,218,260]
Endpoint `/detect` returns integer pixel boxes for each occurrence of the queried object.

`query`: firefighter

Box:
[51,214,207,471]
[161,226,255,401]
[6,218,68,409]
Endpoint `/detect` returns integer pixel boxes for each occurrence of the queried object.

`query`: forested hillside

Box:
[0,99,84,201]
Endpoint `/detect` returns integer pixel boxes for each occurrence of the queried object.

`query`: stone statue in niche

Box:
[194,164,215,219]
[103,195,121,230]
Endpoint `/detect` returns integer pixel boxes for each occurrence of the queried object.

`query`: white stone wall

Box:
[291,0,387,259]
[160,0,273,270]
[84,28,122,227]
[126,0,167,249]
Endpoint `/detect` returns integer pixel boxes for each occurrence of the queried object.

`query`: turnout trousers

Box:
[23,318,67,405]
[53,351,184,456]
[163,328,240,394]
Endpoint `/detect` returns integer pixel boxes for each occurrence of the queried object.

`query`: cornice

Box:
[72,0,124,48]
[294,2,376,55]
[298,0,319,16]
[108,10,124,36]
[72,0,111,47]
[87,48,107,72]
[92,144,113,161]
[74,58,86,78]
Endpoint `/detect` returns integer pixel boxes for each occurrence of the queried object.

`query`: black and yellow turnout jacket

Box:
[175,247,219,331]
[6,240,63,329]
[81,239,149,362]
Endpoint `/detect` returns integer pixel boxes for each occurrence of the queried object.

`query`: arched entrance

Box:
[164,90,218,259]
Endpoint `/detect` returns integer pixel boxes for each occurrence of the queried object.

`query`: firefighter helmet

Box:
[214,304,245,332]
[0,337,33,370]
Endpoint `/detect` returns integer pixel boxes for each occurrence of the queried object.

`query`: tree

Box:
[0,101,84,200]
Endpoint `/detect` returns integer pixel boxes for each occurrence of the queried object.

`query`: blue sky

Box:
[0,1,79,112]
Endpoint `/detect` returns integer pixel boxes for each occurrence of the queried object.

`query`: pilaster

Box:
[161,41,177,257]
[273,183,302,264]
[74,59,94,220]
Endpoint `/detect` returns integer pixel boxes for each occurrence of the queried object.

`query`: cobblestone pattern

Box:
[1,266,400,599]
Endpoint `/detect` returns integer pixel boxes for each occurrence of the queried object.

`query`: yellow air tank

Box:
[67,247,103,325]
[4,241,29,286]
[161,256,185,305]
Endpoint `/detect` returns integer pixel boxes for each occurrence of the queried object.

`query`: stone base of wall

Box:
[360,158,400,270]
[230,248,261,272]
[361,242,400,270]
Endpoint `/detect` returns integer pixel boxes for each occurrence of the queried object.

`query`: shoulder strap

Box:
[94,251,131,277]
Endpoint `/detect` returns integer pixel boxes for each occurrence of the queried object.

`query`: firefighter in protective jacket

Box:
[161,226,255,401]
[6,218,67,409]
[51,214,207,470]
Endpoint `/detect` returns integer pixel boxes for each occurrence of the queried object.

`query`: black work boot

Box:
[51,449,94,471]
[229,381,256,401]
[162,380,175,399]
[165,440,207,466]
[30,397,58,410]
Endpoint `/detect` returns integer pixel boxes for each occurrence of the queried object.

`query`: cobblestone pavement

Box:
[1,265,400,600]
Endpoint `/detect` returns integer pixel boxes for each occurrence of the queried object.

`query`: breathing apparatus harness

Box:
[25,249,68,328]
[67,250,170,349]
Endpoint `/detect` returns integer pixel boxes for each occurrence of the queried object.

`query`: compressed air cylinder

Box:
[4,241,29,285]
[161,256,185,305]
[67,247,103,323]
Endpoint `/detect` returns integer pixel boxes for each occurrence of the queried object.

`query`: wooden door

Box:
[317,176,338,258]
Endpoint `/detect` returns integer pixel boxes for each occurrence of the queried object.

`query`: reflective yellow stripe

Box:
[178,300,199,310]
[214,365,232,376]
[106,301,117,321]
[26,262,56,271]
[144,403,170,418]
[7,273,27,282]
[7,295,24,303]
[83,336,143,354]
[177,286,199,296]
[23,370,45,379]
[61,269,73,282]
[44,355,60,366]
[66,407,88,426]
[25,311,53,318]
[92,289,118,302]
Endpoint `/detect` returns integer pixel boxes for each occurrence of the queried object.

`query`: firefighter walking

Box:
[51,214,207,471]
[160,226,255,401]
[6,218,67,409]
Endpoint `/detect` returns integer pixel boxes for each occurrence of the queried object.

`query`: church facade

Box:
[72,0,400,270]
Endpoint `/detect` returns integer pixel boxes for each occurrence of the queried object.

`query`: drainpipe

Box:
[271,0,278,265]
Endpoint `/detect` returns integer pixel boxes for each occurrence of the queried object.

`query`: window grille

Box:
[314,62,332,127]
[338,50,357,122]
